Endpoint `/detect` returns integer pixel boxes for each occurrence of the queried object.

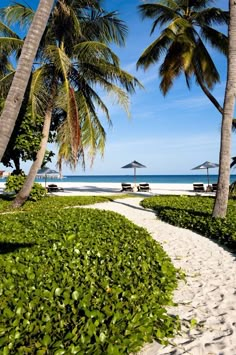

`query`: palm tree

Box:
[0,0,54,161]
[136,0,228,114]
[213,0,236,217]
[7,0,141,207]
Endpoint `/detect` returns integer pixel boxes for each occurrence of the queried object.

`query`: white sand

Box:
[77,197,236,355]
[0,181,215,196]
[1,181,235,353]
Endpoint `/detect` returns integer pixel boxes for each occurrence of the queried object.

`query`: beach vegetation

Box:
[4,174,46,201]
[136,0,236,219]
[0,1,141,208]
[0,194,133,213]
[0,205,180,353]
[141,195,236,250]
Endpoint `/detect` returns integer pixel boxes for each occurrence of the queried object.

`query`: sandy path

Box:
[82,197,236,355]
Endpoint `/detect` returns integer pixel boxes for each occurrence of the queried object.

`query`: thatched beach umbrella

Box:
[121,160,146,187]
[191,161,219,187]
[36,167,60,188]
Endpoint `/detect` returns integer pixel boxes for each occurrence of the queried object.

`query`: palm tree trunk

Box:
[0,0,54,161]
[195,71,223,114]
[11,103,53,208]
[213,0,236,218]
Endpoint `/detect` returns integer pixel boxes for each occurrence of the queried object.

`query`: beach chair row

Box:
[121,183,150,192]
[46,184,64,193]
[193,183,218,192]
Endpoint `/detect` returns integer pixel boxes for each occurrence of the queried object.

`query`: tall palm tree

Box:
[6,0,141,207]
[136,0,228,113]
[0,0,54,161]
[213,0,236,218]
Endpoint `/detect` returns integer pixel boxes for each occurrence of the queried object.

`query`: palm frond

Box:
[194,7,229,26]
[29,66,52,120]
[0,21,20,38]
[0,37,23,55]
[193,35,220,88]
[138,3,178,23]
[0,3,34,29]
[230,156,236,169]
[73,41,120,66]
[77,91,106,164]
[189,0,215,11]
[0,71,15,97]
[80,9,127,46]
[137,29,174,70]
[200,26,228,55]
[44,45,72,76]
[159,41,186,94]
[76,87,110,124]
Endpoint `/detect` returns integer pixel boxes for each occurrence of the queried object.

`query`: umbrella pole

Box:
[207,168,210,186]
[134,167,136,186]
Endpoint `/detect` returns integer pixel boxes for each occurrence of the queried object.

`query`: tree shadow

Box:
[0,241,35,254]
[0,193,15,201]
[151,205,211,218]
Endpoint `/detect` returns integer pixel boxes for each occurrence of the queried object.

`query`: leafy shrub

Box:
[0,207,180,353]
[27,182,47,201]
[4,174,26,193]
[4,175,46,201]
[141,195,236,250]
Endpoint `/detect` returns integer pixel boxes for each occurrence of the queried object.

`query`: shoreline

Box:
[0,182,216,196]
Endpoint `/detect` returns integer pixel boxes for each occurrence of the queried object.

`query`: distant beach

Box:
[0,174,235,196]
[17,174,236,184]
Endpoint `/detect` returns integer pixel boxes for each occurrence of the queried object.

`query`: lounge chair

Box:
[193,183,205,192]
[47,184,64,193]
[138,183,150,192]
[121,183,133,192]
[212,183,218,192]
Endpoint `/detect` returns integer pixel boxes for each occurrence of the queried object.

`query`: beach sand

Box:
[1,182,235,354]
[0,181,215,196]
[81,197,236,355]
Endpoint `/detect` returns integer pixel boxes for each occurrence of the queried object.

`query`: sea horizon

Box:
[32,174,236,184]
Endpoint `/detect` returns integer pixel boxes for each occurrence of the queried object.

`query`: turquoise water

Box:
[32,174,236,184]
[1,174,236,184]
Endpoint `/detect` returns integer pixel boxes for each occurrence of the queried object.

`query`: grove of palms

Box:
[0,0,141,207]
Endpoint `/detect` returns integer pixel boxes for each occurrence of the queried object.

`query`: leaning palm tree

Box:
[6,0,141,207]
[213,0,236,217]
[0,0,55,161]
[137,0,228,114]
[137,0,233,218]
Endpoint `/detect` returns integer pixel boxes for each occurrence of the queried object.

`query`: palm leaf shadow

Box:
[0,241,35,254]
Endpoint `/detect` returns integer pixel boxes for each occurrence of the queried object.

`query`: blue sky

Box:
[1,0,234,176]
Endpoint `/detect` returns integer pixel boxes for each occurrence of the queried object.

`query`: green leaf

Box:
[72,290,79,301]
[41,334,51,346]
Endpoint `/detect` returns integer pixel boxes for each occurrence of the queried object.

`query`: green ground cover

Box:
[141,195,236,251]
[0,197,180,354]
[0,194,131,213]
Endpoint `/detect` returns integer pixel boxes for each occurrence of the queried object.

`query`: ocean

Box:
[32,174,236,184]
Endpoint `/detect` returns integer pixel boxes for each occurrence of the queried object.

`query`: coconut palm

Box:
[137,0,228,114]
[213,0,236,217]
[0,0,54,161]
[5,0,141,207]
